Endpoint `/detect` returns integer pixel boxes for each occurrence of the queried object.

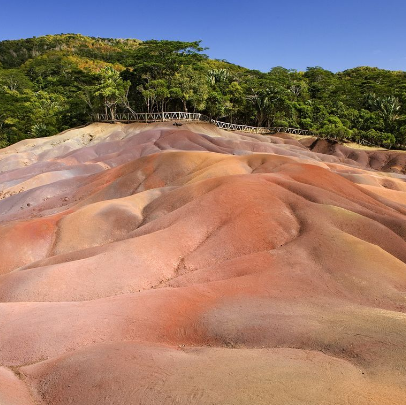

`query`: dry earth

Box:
[0,122,406,404]
[300,137,406,173]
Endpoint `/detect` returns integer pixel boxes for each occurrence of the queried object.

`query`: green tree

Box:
[94,66,130,120]
[366,93,401,131]
[170,65,208,112]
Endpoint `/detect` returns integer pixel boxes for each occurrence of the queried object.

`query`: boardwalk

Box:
[94,112,315,136]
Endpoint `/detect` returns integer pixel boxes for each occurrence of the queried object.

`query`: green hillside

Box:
[0,34,142,67]
[0,34,405,148]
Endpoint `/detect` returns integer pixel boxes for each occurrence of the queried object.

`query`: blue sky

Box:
[1,0,405,72]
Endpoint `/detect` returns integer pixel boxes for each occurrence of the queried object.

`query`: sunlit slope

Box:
[0,123,406,405]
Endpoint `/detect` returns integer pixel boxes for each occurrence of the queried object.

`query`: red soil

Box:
[0,122,405,404]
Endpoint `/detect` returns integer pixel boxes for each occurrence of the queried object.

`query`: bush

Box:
[300,118,314,130]
[31,123,57,138]
[322,116,343,127]
[273,119,289,127]
[395,126,406,148]
[0,132,9,148]
[353,129,396,148]
[319,124,353,141]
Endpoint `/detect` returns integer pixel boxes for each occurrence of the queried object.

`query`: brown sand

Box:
[301,137,406,173]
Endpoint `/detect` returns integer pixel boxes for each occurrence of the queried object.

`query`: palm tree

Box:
[366,93,401,129]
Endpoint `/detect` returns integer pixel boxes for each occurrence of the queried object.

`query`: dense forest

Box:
[0,34,405,148]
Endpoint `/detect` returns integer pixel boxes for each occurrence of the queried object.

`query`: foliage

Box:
[353,129,396,148]
[1,34,406,149]
[93,67,130,120]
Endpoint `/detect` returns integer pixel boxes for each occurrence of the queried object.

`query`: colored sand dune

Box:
[0,122,406,404]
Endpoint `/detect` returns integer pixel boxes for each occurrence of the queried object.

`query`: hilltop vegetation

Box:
[0,34,142,67]
[0,34,405,148]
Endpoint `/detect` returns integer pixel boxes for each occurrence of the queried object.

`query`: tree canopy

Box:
[1,34,405,149]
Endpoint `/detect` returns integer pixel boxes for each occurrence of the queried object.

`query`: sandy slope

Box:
[0,122,406,404]
[300,137,406,173]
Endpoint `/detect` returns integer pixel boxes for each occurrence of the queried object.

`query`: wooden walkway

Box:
[94,112,315,136]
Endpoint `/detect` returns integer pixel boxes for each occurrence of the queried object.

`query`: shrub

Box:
[319,124,353,141]
[300,118,314,130]
[273,119,289,127]
[353,129,396,148]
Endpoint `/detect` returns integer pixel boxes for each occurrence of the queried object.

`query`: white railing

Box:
[94,112,314,136]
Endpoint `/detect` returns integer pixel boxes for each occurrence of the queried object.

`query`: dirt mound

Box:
[304,138,406,173]
[0,123,406,404]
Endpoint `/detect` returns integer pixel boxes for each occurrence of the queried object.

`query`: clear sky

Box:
[1,0,405,72]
